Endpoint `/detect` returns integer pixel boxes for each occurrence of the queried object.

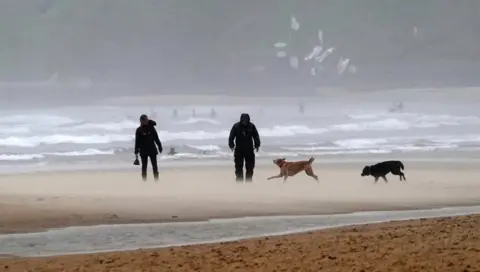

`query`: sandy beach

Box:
[1,161,480,234]
[0,161,480,270]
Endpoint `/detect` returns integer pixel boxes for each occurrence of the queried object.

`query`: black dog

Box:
[361,160,406,183]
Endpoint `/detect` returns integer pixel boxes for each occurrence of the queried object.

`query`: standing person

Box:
[134,114,163,181]
[228,113,261,182]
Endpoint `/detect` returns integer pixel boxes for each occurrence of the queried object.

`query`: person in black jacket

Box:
[135,114,163,181]
[228,113,261,182]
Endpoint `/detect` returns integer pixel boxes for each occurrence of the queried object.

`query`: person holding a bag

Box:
[134,114,163,181]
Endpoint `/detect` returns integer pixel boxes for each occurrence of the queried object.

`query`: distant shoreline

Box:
[1,85,479,109]
[96,87,480,106]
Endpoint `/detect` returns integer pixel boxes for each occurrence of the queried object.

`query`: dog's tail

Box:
[398,161,404,170]
[308,157,315,164]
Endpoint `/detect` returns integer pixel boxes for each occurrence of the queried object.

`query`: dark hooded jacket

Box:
[228,113,260,150]
[134,119,162,156]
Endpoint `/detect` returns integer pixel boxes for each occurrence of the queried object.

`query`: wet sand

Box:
[1,162,480,234]
[1,206,478,258]
[1,214,479,271]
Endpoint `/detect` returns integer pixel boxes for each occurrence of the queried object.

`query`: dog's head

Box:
[273,158,286,167]
[361,166,371,176]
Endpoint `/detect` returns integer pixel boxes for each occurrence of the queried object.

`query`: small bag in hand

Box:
[133,155,140,165]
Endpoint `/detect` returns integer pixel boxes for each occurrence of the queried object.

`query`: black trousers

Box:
[141,154,159,179]
[234,148,255,181]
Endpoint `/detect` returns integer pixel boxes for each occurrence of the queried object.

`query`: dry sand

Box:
[1,161,480,271]
[1,214,479,271]
[1,161,480,234]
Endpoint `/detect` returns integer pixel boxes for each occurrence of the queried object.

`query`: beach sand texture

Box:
[0,161,480,271]
[0,162,480,233]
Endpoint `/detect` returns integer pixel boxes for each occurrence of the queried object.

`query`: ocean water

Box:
[1,89,480,171]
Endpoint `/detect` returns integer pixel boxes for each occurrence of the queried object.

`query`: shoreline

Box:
[2,153,480,175]
[96,88,480,106]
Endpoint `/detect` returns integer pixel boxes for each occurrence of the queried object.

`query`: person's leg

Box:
[140,156,148,181]
[234,149,244,181]
[245,150,255,182]
[150,154,159,181]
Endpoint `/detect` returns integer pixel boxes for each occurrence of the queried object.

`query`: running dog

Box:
[267,157,319,182]
[361,160,406,183]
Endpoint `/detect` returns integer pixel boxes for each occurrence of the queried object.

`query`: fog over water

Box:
[0,1,479,170]
[0,1,479,99]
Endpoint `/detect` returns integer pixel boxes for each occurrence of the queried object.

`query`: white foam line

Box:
[1,205,479,257]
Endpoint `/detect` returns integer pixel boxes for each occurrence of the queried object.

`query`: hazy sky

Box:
[0,0,478,92]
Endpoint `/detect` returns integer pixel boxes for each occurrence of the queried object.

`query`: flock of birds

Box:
[273,16,357,78]
[273,16,420,78]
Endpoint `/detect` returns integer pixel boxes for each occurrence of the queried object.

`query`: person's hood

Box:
[240,113,250,124]
[140,119,156,127]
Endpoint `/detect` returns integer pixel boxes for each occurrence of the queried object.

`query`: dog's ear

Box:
[281,157,286,161]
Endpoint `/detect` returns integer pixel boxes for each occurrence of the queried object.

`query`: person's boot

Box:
[153,172,159,182]
[235,170,244,182]
[141,173,147,181]
[245,171,253,182]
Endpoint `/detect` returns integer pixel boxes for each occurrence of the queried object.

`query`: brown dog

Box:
[267,157,319,182]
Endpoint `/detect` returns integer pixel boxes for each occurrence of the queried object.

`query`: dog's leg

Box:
[374,176,379,183]
[267,173,283,180]
[305,168,319,182]
[381,176,388,183]
[283,170,289,183]
[393,173,402,181]
[391,170,406,181]
[401,172,406,181]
